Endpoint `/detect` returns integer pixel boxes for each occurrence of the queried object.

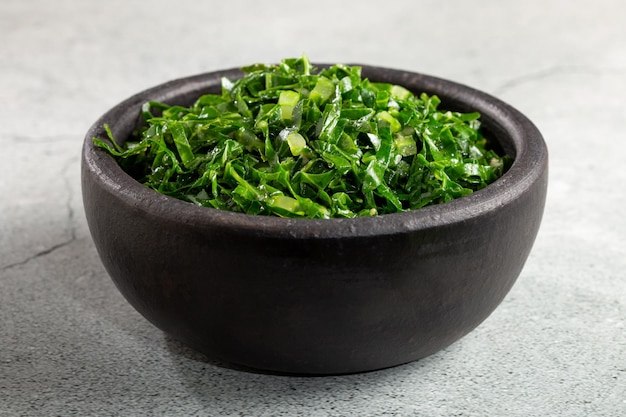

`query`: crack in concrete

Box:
[492,65,626,96]
[1,155,79,272]
[1,238,76,271]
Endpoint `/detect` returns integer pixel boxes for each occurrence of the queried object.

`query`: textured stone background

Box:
[1,0,625,415]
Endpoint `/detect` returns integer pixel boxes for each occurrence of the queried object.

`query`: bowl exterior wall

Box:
[82,163,546,375]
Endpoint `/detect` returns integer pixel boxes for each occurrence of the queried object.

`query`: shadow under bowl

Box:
[81,64,548,375]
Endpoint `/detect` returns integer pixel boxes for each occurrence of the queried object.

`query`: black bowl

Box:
[81,65,548,375]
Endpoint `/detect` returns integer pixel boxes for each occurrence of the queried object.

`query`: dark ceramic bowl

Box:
[82,65,548,375]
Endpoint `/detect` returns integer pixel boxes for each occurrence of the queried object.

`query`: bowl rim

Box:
[82,64,547,239]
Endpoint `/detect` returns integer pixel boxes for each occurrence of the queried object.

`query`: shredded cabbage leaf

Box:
[94,56,510,218]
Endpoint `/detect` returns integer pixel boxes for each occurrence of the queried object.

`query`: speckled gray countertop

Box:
[2,1,625,415]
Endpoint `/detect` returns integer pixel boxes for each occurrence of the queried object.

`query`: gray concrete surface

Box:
[1,0,625,415]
